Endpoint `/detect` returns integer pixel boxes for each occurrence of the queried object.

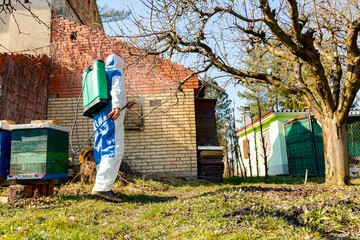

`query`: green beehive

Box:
[9,124,69,178]
[82,59,109,117]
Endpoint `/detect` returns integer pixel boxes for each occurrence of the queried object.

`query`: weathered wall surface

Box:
[48,14,198,177]
[0,54,50,123]
[0,1,52,54]
[0,0,102,54]
[64,0,103,31]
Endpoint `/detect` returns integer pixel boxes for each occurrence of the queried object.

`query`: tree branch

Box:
[177,63,213,90]
[293,60,322,118]
[339,18,360,124]
[346,18,360,63]
[190,3,264,23]
[286,0,303,42]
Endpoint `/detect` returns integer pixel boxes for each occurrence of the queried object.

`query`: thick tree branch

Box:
[346,18,360,62]
[177,63,213,90]
[259,0,302,58]
[265,45,296,62]
[339,18,360,124]
[191,3,264,23]
[259,0,335,113]
[287,0,303,42]
[314,40,342,109]
[293,60,322,118]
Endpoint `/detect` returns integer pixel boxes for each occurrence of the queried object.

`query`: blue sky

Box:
[97,0,245,127]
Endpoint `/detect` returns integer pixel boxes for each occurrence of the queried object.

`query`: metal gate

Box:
[348,121,360,178]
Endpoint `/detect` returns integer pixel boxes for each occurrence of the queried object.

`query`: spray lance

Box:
[70,101,135,158]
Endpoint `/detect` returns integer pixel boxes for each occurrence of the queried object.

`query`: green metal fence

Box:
[284,118,325,177]
[348,121,360,177]
[285,118,360,178]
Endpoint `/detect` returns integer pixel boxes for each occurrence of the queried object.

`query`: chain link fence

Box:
[348,121,360,178]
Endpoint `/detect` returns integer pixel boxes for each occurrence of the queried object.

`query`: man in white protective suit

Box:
[91,54,133,202]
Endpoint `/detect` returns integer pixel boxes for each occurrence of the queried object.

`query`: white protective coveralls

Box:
[92,54,126,192]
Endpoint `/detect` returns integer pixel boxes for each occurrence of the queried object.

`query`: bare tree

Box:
[249,112,260,177]
[231,106,245,177]
[244,123,253,177]
[118,0,360,185]
[222,118,231,177]
[257,97,269,178]
[236,138,247,177]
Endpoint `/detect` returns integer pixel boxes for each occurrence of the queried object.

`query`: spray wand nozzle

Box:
[84,65,92,72]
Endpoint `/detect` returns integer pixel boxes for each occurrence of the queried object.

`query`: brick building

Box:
[48,14,199,177]
[0,2,201,178]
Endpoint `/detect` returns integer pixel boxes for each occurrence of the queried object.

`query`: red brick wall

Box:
[49,13,198,98]
[0,54,49,123]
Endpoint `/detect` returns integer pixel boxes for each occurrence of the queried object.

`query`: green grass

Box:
[1,177,360,239]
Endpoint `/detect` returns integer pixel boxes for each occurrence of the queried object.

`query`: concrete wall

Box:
[0,12,10,49]
[239,120,277,177]
[0,0,102,54]
[0,0,52,54]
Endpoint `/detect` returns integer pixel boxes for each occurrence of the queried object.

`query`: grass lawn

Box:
[0,176,360,239]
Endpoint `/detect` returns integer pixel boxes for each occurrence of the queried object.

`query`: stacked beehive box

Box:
[8,123,69,180]
[198,146,224,183]
[195,99,224,183]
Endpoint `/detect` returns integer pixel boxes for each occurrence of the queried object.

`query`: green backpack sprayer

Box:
[70,60,135,157]
[82,59,109,117]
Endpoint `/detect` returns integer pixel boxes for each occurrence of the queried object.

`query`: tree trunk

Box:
[322,118,350,185]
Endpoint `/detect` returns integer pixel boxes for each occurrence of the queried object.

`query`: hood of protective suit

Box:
[105,54,124,74]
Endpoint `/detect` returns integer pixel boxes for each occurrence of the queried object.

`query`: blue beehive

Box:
[0,122,12,175]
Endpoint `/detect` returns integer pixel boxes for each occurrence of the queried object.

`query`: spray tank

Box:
[82,59,109,117]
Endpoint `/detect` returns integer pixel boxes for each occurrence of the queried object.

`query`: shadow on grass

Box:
[117,193,178,204]
[59,193,178,204]
[189,184,327,201]
[153,178,218,188]
[150,176,325,188]
[222,204,351,240]
[225,176,325,185]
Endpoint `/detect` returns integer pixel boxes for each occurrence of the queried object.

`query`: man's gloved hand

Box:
[108,102,136,121]
[108,107,120,121]
[126,101,136,109]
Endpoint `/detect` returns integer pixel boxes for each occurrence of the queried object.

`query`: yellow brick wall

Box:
[47,89,198,177]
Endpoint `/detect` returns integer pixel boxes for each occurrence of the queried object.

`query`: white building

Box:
[236,110,306,177]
